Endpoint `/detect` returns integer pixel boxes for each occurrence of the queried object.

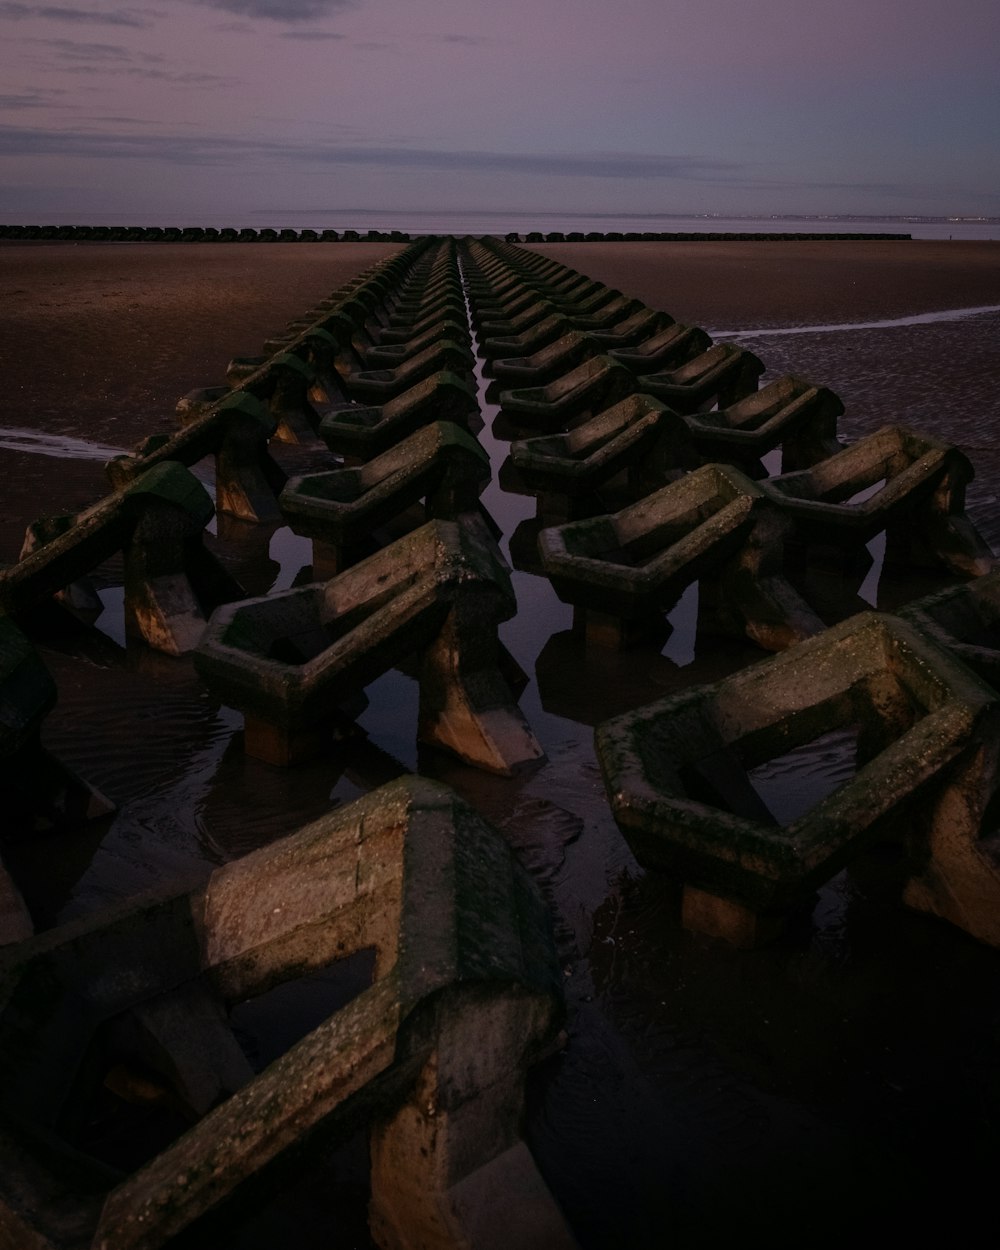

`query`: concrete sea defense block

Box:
[500,356,637,430]
[899,570,1000,686]
[490,330,600,387]
[762,424,997,577]
[605,320,715,372]
[481,314,571,362]
[109,391,285,523]
[1,463,243,655]
[195,518,543,774]
[0,776,573,1249]
[682,374,845,474]
[538,463,823,652]
[345,339,475,402]
[510,394,697,499]
[595,612,1000,946]
[318,371,479,460]
[590,307,674,350]
[638,343,766,413]
[280,420,491,575]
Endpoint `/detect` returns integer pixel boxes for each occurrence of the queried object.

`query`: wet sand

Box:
[3,239,1000,1248]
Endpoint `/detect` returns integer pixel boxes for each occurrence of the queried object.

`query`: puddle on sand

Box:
[0,427,127,461]
[747,725,860,826]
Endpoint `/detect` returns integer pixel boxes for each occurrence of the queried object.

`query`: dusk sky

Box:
[1,0,998,221]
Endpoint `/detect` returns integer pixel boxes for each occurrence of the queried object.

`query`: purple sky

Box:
[1,0,998,221]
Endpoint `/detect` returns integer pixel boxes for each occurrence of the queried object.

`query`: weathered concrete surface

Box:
[319,371,479,460]
[500,356,637,430]
[763,424,997,577]
[195,518,542,773]
[899,570,1000,687]
[607,322,712,375]
[1,463,243,655]
[490,330,599,388]
[510,394,696,500]
[110,391,285,523]
[638,342,766,413]
[344,339,476,403]
[538,463,823,652]
[681,374,845,475]
[595,612,1000,945]
[0,777,572,1249]
[481,314,570,362]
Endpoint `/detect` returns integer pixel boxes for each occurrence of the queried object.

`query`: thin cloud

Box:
[193,0,357,21]
[0,124,743,183]
[279,28,346,40]
[0,90,65,109]
[28,38,136,60]
[0,3,152,26]
[433,34,493,46]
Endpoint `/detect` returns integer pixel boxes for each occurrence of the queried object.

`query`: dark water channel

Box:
[7,289,1000,1248]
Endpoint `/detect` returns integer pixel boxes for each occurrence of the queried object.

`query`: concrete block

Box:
[0,777,571,1248]
[595,612,999,943]
[195,519,542,774]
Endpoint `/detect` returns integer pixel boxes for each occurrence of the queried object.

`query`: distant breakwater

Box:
[0,223,912,244]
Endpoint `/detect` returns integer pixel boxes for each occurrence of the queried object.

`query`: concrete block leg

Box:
[370,990,576,1250]
[123,502,242,656]
[902,728,1000,945]
[0,855,32,946]
[214,410,287,523]
[419,608,545,775]
[700,509,826,652]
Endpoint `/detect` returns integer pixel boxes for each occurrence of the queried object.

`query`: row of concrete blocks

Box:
[511,231,912,243]
[459,239,995,652]
[0,774,577,1249]
[463,241,1000,954]
[0,224,410,243]
[0,245,576,1247]
[0,242,544,804]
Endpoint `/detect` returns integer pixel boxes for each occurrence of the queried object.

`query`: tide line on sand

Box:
[0,428,126,461]
[709,303,1000,339]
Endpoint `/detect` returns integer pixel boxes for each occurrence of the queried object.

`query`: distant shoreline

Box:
[0,223,912,244]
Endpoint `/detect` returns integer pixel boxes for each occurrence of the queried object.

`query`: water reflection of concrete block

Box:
[500,356,637,430]
[195,519,543,774]
[538,463,823,653]
[280,420,491,574]
[0,777,572,1248]
[762,425,997,577]
[0,619,114,901]
[638,342,766,413]
[319,371,479,460]
[596,612,1000,947]
[681,374,845,474]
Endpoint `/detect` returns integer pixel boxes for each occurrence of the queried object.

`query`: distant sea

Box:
[5,208,999,241]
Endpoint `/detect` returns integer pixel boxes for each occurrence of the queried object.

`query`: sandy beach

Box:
[3,237,1000,1248]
